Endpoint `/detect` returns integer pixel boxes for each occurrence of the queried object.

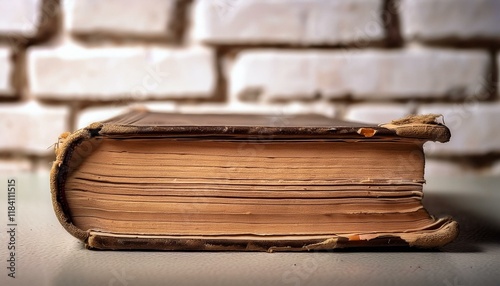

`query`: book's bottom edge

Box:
[84,218,459,252]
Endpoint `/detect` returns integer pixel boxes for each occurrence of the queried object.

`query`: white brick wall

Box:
[63,0,175,37]
[28,44,216,100]
[0,0,42,37]
[0,101,69,155]
[419,103,500,155]
[401,0,500,41]
[0,46,13,95]
[192,0,384,45]
[230,49,489,101]
[343,103,413,124]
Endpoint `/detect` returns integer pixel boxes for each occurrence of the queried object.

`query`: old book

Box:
[50,110,458,251]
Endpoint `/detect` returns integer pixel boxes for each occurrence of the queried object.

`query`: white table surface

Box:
[1,173,499,286]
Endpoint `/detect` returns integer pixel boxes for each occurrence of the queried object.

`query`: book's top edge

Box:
[103,110,369,128]
[91,110,450,142]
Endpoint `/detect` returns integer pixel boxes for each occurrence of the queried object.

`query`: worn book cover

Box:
[50,110,458,251]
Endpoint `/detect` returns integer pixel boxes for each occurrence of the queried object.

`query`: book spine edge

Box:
[50,123,103,244]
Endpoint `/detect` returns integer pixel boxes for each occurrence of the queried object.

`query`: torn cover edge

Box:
[379,114,451,143]
[85,218,458,252]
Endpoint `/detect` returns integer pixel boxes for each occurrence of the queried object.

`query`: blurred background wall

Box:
[0,0,499,177]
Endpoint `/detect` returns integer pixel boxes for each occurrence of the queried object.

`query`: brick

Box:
[343,103,412,124]
[177,102,336,118]
[0,0,42,37]
[28,45,216,100]
[230,49,489,101]
[322,48,489,100]
[76,102,177,129]
[63,0,175,37]
[0,47,13,95]
[0,158,32,174]
[419,103,500,155]
[401,0,500,41]
[0,101,69,155]
[230,51,316,101]
[192,0,384,45]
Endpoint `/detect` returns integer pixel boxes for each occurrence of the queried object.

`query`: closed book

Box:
[50,109,458,251]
